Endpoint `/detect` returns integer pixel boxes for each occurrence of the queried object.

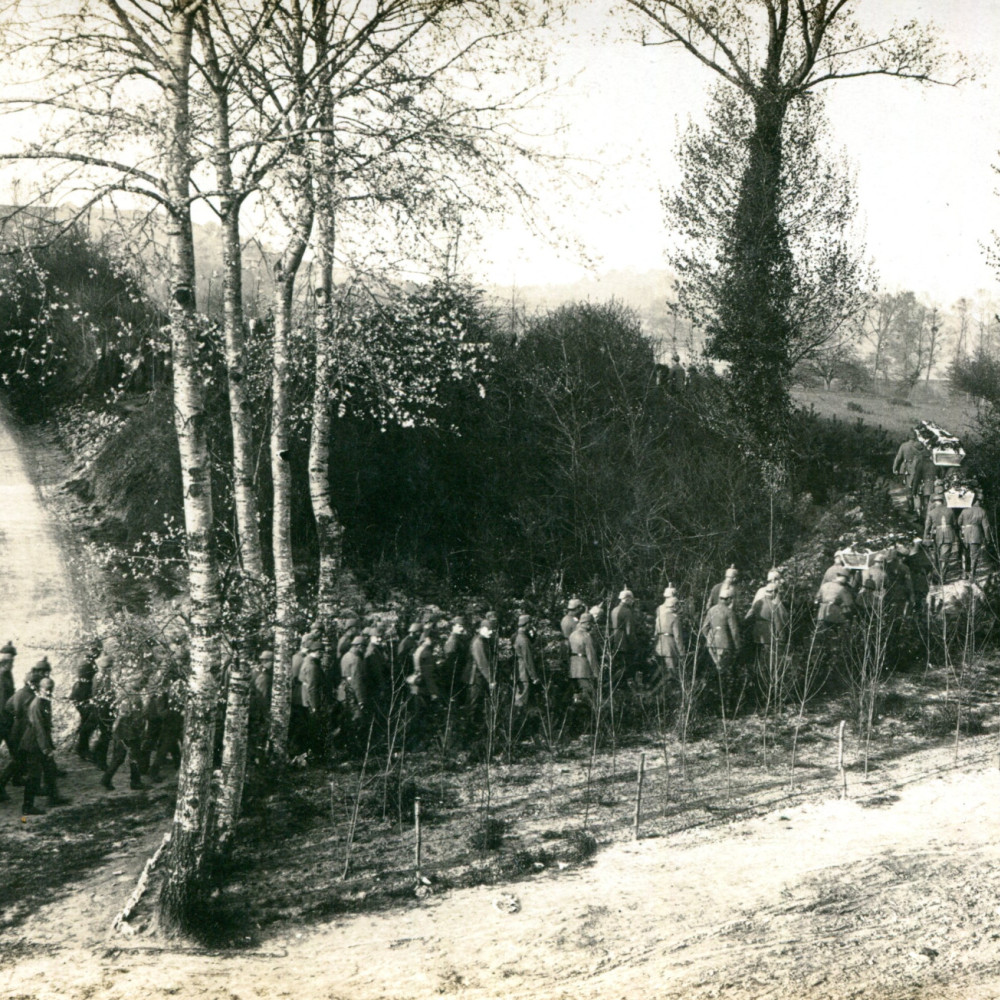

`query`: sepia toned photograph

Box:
[0,1,999,997]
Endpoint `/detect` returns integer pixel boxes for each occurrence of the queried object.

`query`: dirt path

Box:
[0,404,89,730]
[1,738,999,1000]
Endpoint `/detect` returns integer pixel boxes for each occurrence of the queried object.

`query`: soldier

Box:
[464,620,495,736]
[148,675,184,782]
[513,614,540,721]
[396,622,423,681]
[860,551,891,612]
[653,589,684,691]
[336,615,361,659]
[20,676,68,814]
[701,589,740,699]
[0,644,15,761]
[248,649,273,761]
[339,634,368,752]
[408,625,439,747]
[101,684,146,792]
[299,648,326,757]
[746,580,788,677]
[89,653,117,770]
[560,599,585,639]
[958,496,991,579]
[0,658,50,797]
[70,658,98,759]
[898,537,933,612]
[441,619,468,704]
[751,568,783,605]
[568,612,599,709]
[910,452,937,518]
[610,589,636,672]
[893,430,925,479]
[253,649,274,708]
[815,568,855,632]
[925,494,957,581]
[709,567,740,609]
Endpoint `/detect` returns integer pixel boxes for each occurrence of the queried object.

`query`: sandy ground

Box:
[2,744,1000,1000]
[3,405,1000,999]
[0,405,89,732]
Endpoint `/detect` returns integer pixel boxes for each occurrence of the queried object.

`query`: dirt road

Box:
[4,742,1000,1000]
[0,405,87,726]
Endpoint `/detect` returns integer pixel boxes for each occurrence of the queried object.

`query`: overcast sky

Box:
[468,0,1000,307]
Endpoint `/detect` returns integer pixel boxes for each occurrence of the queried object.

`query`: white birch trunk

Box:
[308,118,345,633]
[268,149,314,754]
[158,2,223,933]
[215,646,251,851]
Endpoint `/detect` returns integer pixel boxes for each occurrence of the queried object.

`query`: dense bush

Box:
[0,227,165,421]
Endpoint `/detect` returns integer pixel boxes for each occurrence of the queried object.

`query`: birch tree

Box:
[0,0,244,931]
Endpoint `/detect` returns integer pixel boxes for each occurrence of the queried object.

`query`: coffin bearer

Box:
[815,568,855,632]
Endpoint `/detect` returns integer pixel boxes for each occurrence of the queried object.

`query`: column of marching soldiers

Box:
[0,484,986,817]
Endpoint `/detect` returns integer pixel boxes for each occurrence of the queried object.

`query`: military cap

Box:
[408,622,422,634]
[567,598,585,611]
[259,649,275,661]
[767,568,781,582]
[350,635,365,647]
[0,642,16,657]
[835,569,849,581]
[517,614,531,626]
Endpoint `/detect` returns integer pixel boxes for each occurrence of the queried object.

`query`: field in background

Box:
[793,380,979,440]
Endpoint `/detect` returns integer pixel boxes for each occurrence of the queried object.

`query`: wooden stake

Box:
[634,753,646,840]
[837,720,847,799]
[414,796,422,880]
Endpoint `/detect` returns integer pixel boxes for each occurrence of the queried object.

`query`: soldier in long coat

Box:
[958,497,991,579]
[925,495,958,581]
[339,635,368,753]
[101,685,146,792]
[815,569,855,631]
[893,431,924,479]
[701,591,740,697]
[0,659,49,796]
[560,599,585,639]
[568,613,598,708]
[746,581,788,679]
[653,591,684,691]
[464,621,495,736]
[21,677,68,813]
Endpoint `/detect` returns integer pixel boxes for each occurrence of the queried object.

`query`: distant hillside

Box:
[492,267,705,362]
